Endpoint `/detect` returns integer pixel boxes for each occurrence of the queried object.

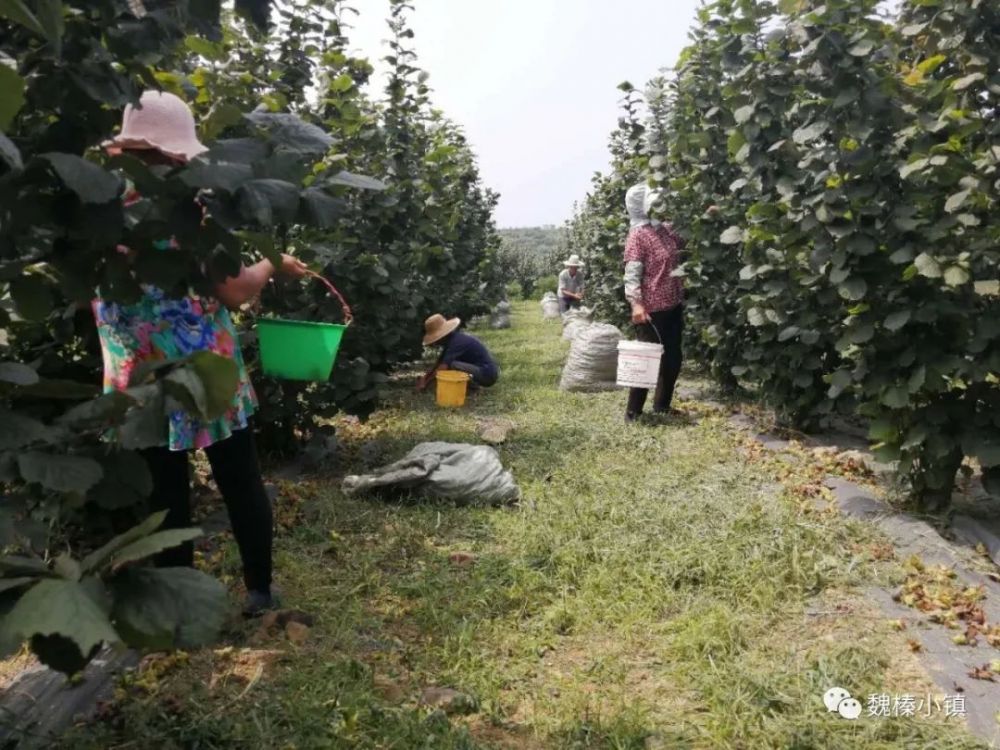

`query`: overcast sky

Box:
[346,0,703,228]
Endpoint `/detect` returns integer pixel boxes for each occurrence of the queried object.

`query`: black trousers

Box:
[559,296,581,314]
[140,425,273,593]
[626,305,684,416]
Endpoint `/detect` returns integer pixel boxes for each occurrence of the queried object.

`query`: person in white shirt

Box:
[558,255,586,313]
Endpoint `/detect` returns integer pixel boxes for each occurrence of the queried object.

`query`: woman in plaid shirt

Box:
[622,183,686,423]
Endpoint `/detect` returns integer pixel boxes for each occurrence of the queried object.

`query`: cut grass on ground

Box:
[59,302,986,749]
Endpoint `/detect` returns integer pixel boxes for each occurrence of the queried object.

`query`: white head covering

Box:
[625,183,663,229]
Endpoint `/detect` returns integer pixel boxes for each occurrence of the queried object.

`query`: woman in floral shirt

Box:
[622,183,686,424]
[97,91,307,615]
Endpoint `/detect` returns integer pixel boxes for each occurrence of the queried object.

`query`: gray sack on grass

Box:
[561,306,593,325]
[490,300,511,329]
[540,292,561,320]
[342,442,520,506]
[559,322,622,392]
[561,306,593,341]
[563,319,591,341]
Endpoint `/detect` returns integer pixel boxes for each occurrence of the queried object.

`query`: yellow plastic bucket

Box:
[436,370,470,407]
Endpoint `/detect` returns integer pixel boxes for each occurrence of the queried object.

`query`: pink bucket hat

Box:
[103,91,208,162]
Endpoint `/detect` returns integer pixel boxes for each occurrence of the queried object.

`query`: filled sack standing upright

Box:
[490,300,511,330]
[559,323,622,392]
[540,292,561,320]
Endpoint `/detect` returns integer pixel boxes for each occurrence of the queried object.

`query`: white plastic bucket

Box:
[616,340,663,388]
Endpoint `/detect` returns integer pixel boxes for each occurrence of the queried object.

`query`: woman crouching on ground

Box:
[416,314,500,392]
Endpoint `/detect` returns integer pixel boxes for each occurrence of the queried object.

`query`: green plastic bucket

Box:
[257,318,346,381]
[256,272,353,381]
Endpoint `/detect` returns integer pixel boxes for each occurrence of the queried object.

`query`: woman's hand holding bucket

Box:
[279,254,309,279]
[631,302,651,325]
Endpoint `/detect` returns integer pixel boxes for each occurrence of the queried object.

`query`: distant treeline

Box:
[498,226,569,299]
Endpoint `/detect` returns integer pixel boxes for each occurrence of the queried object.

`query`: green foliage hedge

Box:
[571,0,999,508]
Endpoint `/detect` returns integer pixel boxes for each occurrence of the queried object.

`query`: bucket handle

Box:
[307,270,353,325]
[641,317,664,347]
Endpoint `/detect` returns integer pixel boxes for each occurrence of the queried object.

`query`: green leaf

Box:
[244,112,333,155]
[838,278,867,301]
[899,158,929,179]
[952,73,984,91]
[324,171,387,191]
[184,34,226,61]
[90,451,153,510]
[869,418,897,443]
[109,528,203,571]
[917,55,947,76]
[203,138,269,165]
[40,153,121,204]
[10,274,53,321]
[793,120,829,145]
[0,409,53,450]
[0,555,49,576]
[298,188,345,229]
[943,266,969,288]
[944,189,971,213]
[17,452,103,494]
[110,567,227,650]
[116,385,168,451]
[236,178,301,226]
[0,0,44,36]
[0,131,22,170]
[720,226,743,245]
[727,130,746,160]
[0,362,39,386]
[747,307,767,327]
[56,391,135,431]
[848,39,875,56]
[81,511,167,573]
[914,253,941,279]
[734,105,755,124]
[883,310,911,332]
[0,579,119,674]
[833,88,859,108]
[181,159,254,192]
[200,102,243,141]
[778,326,800,342]
[847,324,874,344]
[35,0,64,55]
[0,63,26,132]
[827,369,853,399]
[881,387,909,409]
[163,352,239,422]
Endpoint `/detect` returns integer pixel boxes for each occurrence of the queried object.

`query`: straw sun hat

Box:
[563,254,585,267]
[103,91,208,162]
[423,314,461,346]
